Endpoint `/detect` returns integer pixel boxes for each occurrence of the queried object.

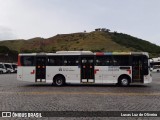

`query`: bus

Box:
[149,57,160,72]
[150,65,160,72]
[17,51,152,86]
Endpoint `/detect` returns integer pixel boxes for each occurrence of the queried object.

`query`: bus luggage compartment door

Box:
[36,57,46,82]
[81,56,94,83]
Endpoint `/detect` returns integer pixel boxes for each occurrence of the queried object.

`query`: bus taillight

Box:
[18,55,21,66]
[127,69,131,74]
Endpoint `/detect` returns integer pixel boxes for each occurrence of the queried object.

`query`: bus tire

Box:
[118,76,130,87]
[0,71,2,74]
[54,76,65,86]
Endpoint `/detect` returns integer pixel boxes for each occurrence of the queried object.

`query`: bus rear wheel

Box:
[119,77,130,86]
[54,76,65,86]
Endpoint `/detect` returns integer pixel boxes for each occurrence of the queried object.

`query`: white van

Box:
[0,63,7,74]
[11,63,17,73]
[4,63,15,73]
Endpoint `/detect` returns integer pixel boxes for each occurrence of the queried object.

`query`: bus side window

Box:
[21,56,35,66]
[88,59,93,63]
[63,56,79,66]
[105,56,112,66]
[95,56,112,66]
[48,56,62,66]
[82,59,87,63]
[112,55,130,66]
[96,56,105,66]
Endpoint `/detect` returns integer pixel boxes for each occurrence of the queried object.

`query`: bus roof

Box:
[19,51,149,57]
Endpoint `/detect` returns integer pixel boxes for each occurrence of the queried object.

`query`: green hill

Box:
[0,31,160,57]
[0,46,18,62]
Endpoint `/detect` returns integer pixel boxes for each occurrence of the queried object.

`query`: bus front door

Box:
[36,57,46,82]
[81,57,94,83]
[132,56,143,83]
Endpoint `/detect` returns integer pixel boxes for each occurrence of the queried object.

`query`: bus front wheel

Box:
[54,76,65,86]
[119,77,130,86]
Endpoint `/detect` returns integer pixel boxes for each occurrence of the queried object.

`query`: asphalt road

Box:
[0,73,160,120]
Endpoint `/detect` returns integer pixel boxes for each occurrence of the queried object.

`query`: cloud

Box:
[0,0,160,45]
[0,26,18,40]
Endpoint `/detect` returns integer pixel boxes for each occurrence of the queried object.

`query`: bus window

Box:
[88,59,93,63]
[48,56,62,66]
[112,56,130,66]
[21,56,35,66]
[82,59,87,63]
[63,56,79,66]
[95,56,112,66]
[96,56,105,66]
[106,56,112,66]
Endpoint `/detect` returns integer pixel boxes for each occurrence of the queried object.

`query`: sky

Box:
[0,0,160,45]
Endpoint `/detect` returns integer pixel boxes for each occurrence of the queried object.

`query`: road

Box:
[0,73,160,120]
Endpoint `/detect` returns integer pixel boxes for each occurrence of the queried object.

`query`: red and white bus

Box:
[17,51,152,86]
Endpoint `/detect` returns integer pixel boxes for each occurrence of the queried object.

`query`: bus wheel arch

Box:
[53,74,66,86]
[118,74,131,86]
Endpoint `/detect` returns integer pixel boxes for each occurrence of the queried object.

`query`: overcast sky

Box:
[0,0,160,45]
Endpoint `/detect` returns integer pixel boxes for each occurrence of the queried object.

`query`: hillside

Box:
[0,46,18,62]
[0,31,160,57]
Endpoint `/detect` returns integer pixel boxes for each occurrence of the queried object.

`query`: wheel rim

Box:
[56,78,63,85]
[121,79,128,86]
